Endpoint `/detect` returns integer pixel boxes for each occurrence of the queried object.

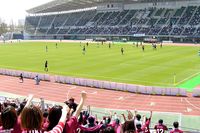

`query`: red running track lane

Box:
[0,75,200,115]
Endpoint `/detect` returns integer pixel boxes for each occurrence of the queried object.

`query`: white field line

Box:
[66,86,77,100]
[73,73,170,86]
[91,106,182,115]
[175,71,200,86]
[184,98,200,111]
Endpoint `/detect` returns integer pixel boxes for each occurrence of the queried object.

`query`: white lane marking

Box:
[66,86,77,100]
[186,107,193,112]
[184,98,200,111]
[90,91,97,94]
[118,96,124,100]
[150,102,156,106]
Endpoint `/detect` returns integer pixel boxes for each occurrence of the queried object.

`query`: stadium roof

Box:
[27,0,188,14]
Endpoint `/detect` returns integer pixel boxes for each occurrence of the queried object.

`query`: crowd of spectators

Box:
[25,6,200,37]
[159,26,172,35]
[39,15,56,28]
[178,6,196,25]
[182,27,196,36]
[171,27,184,36]
[119,10,137,26]
[0,92,184,133]
[190,6,200,25]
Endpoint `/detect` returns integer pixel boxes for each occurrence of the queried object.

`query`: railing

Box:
[1,68,200,97]
[54,75,187,96]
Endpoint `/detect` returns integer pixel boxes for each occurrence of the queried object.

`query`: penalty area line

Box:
[73,73,170,86]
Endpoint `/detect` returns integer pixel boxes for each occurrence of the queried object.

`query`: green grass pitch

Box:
[0,41,200,91]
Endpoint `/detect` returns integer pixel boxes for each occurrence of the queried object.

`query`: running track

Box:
[0,75,200,116]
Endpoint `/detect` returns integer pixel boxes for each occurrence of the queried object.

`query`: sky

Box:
[0,0,52,24]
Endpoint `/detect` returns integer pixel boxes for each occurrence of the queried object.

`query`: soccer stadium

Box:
[0,0,200,132]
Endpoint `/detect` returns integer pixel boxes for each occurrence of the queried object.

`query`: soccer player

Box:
[170,122,183,133]
[86,42,89,47]
[121,47,124,55]
[46,45,48,52]
[109,43,111,49]
[56,43,58,48]
[133,42,135,47]
[154,44,157,50]
[44,60,48,72]
[136,42,139,48]
[160,42,163,48]
[152,43,156,50]
[142,45,145,52]
[82,46,86,55]
[154,119,168,133]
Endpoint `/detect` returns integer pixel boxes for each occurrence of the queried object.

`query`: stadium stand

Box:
[24,0,200,43]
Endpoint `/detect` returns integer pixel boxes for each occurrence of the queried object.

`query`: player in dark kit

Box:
[152,43,157,50]
[109,43,111,49]
[82,46,86,55]
[44,60,48,72]
[46,45,48,52]
[154,44,157,50]
[142,45,145,52]
[136,42,139,48]
[133,42,135,47]
[86,42,89,47]
[56,43,58,48]
[121,48,124,55]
